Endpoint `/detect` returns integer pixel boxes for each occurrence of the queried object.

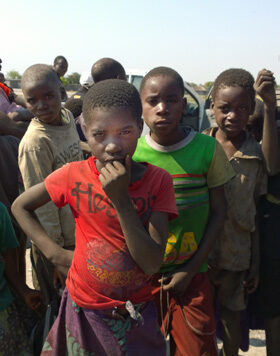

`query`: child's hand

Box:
[22,287,45,314]
[99,155,131,203]
[244,269,259,294]
[159,268,194,296]
[254,69,276,109]
[53,267,66,290]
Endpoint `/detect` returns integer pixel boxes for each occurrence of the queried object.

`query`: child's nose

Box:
[105,140,121,154]
[37,100,47,109]
[157,102,168,113]
[227,111,237,120]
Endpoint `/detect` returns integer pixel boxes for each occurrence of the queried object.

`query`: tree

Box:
[204,81,214,90]
[66,72,81,85]
[6,70,22,80]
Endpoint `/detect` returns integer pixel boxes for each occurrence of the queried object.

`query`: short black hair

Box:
[64,98,83,118]
[212,68,255,108]
[21,64,60,91]
[91,58,126,83]
[140,66,185,95]
[54,56,68,65]
[82,79,142,125]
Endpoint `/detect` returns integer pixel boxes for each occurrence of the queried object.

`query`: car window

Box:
[131,75,143,91]
[182,88,200,131]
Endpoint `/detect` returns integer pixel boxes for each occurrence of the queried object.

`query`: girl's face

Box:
[211,86,253,138]
[85,107,142,173]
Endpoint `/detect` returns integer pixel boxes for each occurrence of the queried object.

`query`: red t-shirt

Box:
[45,157,177,309]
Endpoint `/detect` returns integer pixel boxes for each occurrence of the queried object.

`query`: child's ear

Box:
[84,123,89,140]
[210,100,215,113]
[183,97,187,112]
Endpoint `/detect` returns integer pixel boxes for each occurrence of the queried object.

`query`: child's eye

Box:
[147,98,158,106]
[93,132,104,137]
[219,106,229,114]
[168,98,178,103]
[238,106,248,112]
[120,130,131,135]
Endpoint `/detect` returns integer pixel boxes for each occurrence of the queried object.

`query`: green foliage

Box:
[6,70,21,80]
[204,81,214,90]
[60,76,69,86]
[66,72,81,85]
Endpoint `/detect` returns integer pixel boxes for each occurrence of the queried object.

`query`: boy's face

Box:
[0,73,5,83]
[141,76,186,144]
[23,79,62,125]
[54,59,68,77]
[211,86,253,138]
[85,108,142,173]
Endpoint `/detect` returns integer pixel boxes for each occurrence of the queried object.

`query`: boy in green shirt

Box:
[133,66,235,356]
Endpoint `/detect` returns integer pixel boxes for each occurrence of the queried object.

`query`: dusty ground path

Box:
[25,249,266,355]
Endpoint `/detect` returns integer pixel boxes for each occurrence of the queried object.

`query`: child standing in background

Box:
[53,55,68,101]
[12,79,178,355]
[19,64,83,303]
[246,84,280,356]
[204,68,277,356]
[133,67,235,356]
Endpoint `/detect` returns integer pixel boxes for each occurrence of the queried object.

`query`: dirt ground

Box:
[25,249,266,355]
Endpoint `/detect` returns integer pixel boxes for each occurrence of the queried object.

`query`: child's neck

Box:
[150,127,186,147]
[215,128,246,159]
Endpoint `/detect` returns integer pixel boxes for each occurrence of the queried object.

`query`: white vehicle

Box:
[126,69,210,132]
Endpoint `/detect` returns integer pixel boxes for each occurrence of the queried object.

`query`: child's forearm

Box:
[113,194,168,275]
[12,184,72,269]
[262,103,278,175]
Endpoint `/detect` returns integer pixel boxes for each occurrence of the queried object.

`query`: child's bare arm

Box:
[0,110,28,138]
[255,69,278,175]
[160,185,226,296]
[99,156,169,275]
[12,183,73,274]
[3,247,44,313]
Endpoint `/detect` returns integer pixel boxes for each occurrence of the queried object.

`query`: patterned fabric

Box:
[133,130,234,273]
[41,288,166,356]
[0,300,32,356]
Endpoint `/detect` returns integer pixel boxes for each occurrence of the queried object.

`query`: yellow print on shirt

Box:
[163,232,197,265]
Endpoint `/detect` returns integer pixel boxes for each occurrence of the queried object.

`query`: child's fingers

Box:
[257,69,273,78]
[162,281,174,291]
[100,165,114,180]
[158,275,172,284]
[258,75,275,82]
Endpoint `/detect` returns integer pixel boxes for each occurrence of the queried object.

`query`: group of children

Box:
[0,56,279,356]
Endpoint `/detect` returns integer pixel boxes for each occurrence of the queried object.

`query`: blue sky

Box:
[1,0,280,83]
